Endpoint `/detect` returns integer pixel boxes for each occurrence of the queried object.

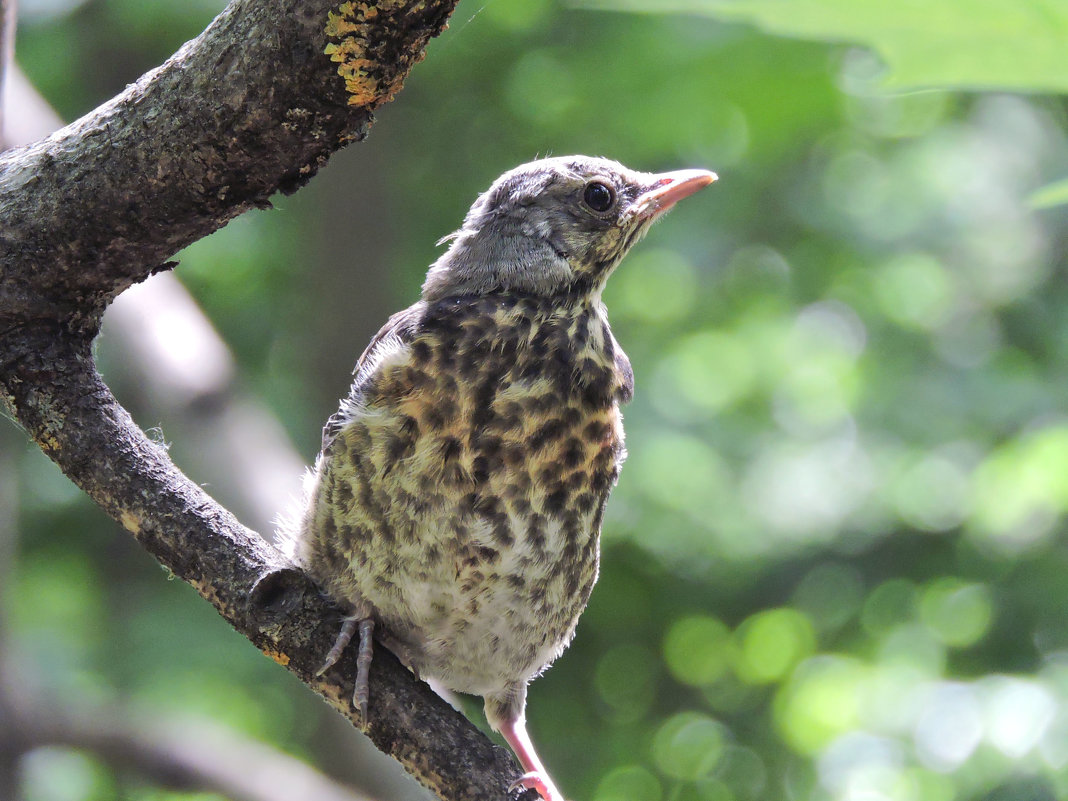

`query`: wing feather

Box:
[321,301,427,449]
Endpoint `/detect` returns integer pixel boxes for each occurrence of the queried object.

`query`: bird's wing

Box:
[321,301,427,450]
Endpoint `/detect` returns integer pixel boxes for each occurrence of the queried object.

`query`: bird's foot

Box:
[353,617,374,719]
[316,614,361,676]
[377,631,421,681]
[509,771,567,801]
[492,700,567,801]
[316,613,375,721]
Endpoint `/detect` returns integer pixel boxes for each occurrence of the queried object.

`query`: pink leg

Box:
[497,713,566,801]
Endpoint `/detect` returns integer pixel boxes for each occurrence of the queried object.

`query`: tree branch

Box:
[3,62,309,535]
[0,2,534,799]
[9,699,376,801]
[0,0,452,331]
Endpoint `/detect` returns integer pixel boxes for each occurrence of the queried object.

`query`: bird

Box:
[283,155,716,801]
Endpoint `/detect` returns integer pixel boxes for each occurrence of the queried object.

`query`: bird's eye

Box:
[583,181,615,213]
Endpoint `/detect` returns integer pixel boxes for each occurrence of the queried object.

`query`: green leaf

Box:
[581,0,1068,93]
[1029,177,1068,209]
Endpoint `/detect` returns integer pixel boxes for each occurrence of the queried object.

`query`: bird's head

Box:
[422,155,716,303]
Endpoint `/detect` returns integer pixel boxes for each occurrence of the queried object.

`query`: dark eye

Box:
[583,181,615,213]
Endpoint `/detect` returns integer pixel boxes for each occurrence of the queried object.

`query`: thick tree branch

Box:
[3,63,308,534]
[0,2,535,799]
[0,0,451,331]
[2,334,523,799]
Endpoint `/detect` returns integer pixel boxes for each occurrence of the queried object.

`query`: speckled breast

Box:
[312,293,633,694]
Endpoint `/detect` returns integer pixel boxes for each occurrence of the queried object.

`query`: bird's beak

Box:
[632,169,718,219]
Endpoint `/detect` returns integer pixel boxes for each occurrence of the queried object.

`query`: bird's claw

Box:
[509,771,567,801]
[316,614,374,721]
[316,614,360,677]
[354,617,374,719]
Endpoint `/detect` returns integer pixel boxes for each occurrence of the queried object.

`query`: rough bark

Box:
[0,1,533,799]
[1,0,447,331]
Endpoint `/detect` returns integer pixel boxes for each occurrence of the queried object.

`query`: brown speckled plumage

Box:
[284,155,715,801]
[306,292,630,692]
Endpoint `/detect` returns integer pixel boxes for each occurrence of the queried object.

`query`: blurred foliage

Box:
[8,1,1068,801]
[1032,177,1068,210]
[586,0,1068,93]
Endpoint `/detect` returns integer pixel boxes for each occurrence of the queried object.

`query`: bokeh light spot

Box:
[970,424,1068,552]
[20,748,115,801]
[653,330,756,421]
[861,579,918,635]
[734,608,816,685]
[481,0,550,31]
[914,682,982,771]
[891,448,972,532]
[506,50,576,125]
[877,623,947,676]
[663,615,734,687]
[595,643,659,723]
[651,712,728,781]
[919,578,993,648]
[874,252,954,331]
[631,432,733,526]
[775,656,867,754]
[984,676,1055,759]
[792,562,864,633]
[609,248,699,325]
[594,765,663,801]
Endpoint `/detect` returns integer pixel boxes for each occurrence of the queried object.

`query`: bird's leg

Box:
[354,617,374,718]
[316,612,375,720]
[498,714,565,801]
[487,688,566,801]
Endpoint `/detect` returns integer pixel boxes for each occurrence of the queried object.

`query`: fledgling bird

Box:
[285,155,715,800]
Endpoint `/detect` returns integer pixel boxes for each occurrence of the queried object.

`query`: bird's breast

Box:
[312,294,630,690]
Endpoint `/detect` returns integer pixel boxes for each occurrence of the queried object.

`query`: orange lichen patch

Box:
[120,509,142,534]
[323,0,419,107]
[263,648,291,667]
[324,3,369,39]
[35,431,62,453]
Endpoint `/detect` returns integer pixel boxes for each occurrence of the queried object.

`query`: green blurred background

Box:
[7,1,1068,800]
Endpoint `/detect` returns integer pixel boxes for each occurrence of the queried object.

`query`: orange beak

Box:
[632,168,718,219]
